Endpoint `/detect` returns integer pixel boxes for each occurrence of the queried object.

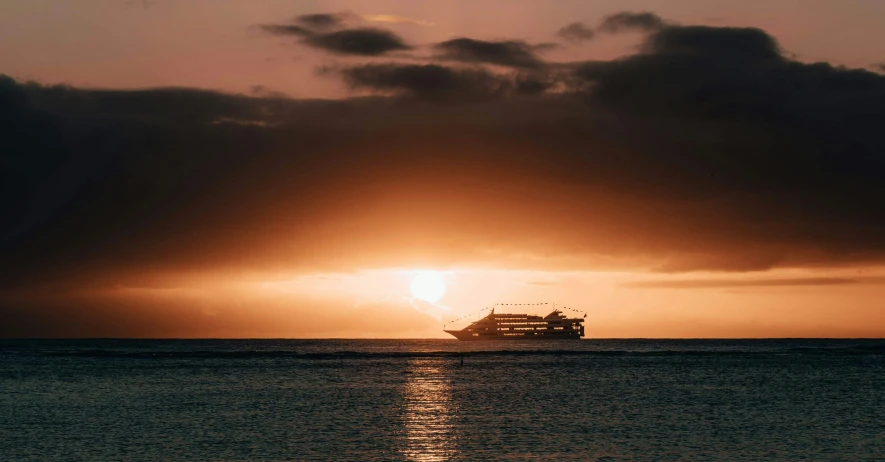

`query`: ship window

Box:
[472,333,479,337]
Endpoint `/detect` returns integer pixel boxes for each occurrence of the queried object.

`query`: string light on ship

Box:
[443,305,495,328]
[560,306,588,318]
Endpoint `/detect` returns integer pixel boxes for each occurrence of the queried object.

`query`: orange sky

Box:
[1,1,884,338]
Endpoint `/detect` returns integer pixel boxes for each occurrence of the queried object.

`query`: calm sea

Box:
[1,339,883,460]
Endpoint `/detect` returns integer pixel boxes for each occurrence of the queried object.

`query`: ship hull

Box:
[445,330,582,341]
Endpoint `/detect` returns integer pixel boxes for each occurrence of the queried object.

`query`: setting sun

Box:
[410,271,446,303]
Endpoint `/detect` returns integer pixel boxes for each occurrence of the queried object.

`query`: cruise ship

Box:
[444,307,585,340]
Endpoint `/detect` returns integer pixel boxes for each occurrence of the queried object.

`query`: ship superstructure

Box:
[444,307,585,340]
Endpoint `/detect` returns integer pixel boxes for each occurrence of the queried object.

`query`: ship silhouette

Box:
[445,307,585,340]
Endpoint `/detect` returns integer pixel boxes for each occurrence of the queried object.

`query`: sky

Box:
[1,0,884,338]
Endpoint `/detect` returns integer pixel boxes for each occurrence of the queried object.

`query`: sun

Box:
[410,271,446,303]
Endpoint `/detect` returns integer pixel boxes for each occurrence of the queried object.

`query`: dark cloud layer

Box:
[340,63,512,100]
[306,28,410,56]
[598,11,665,33]
[296,13,348,29]
[3,16,885,300]
[338,63,551,99]
[260,21,410,56]
[434,38,545,68]
[643,25,780,59]
[555,12,663,44]
[556,22,596,42]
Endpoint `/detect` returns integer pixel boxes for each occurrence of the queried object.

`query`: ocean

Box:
[1,339,883,460]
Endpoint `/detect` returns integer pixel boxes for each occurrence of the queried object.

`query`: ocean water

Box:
[1,339,883,461]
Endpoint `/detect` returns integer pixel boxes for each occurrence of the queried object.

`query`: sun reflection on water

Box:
[400,359,459,461]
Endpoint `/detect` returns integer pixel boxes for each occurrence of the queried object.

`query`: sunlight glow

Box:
[410,271,446,303]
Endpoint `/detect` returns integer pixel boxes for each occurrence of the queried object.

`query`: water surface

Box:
[1,339,883,460]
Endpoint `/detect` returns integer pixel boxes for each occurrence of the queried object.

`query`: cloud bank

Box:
[2,11,885,335]
[5,14,885,284]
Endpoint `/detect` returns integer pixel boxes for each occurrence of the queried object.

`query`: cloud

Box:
[434,38,545,69]
[622,277,883,289]
[262,13,359,33]
[296,13,351,29]
[570,23,879,119]
[306,28,411,56]
[643,25,780,60]
[557,12,663,43]
[556,22,596,42]
[598,11,665,33]
[338,63,512,100]
[363,14,435,27]
[259,20,410,56]
[337,63,552,99]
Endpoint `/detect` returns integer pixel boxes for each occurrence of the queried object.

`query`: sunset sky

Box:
[2,0,884,338]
